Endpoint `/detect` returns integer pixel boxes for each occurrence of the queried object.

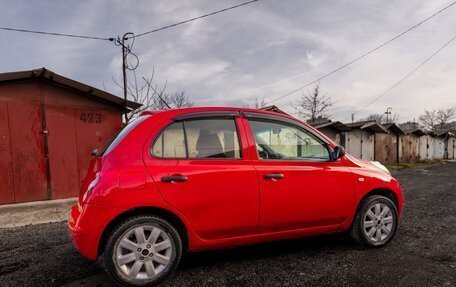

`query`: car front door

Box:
[145,113,259,240]
[243,114,354,233]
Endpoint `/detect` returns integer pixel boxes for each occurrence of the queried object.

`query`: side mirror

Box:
[91,148,100,157]
[333,146,345,160]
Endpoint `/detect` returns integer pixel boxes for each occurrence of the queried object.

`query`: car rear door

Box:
[243,113,354,233]
[145,112,259,240]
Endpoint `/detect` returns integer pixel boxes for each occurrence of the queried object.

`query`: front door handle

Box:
[161,175,188,183]
[264,173,284,180]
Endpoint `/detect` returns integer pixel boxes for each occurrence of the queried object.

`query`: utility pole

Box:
[351,113,354,123]
[385,107,392,124]
[117,32,135,124]
[121,35,128,124]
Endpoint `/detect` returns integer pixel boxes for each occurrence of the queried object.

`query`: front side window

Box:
[248,119,330,161]
[151,118,241,159]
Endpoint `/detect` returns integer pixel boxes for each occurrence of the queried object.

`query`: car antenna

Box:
[142,76,172,110]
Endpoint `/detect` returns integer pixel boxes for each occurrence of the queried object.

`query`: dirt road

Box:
[1,163,455,286]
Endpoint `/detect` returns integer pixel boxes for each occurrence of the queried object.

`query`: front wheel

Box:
[350,195,398,247]
[103,215,182,286]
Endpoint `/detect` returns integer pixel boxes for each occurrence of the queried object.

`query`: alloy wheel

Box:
[363,203,394,242]
[114,225,173,280]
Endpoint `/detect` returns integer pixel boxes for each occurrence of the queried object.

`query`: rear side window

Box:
[151,122,186,158]
[101,115,149,156]
[151,118,241,159]
[186,119,241,158]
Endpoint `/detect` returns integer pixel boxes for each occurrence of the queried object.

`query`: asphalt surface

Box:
[1,163,456,287]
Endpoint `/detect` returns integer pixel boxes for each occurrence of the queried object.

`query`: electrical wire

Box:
[0,0,259,41]
[135,0,259,38]
[114,33,140,70]
[265,0,456,105]
[0,26,112,41]
[341,33,456,122]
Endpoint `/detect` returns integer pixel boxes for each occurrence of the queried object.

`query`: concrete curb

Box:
[0,197,77,229]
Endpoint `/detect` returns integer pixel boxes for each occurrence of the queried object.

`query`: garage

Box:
[0,68,140,204]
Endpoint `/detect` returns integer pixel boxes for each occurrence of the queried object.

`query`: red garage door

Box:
[46,107,80,199]
[0,103,15,204]
[6,103,48,203]
[74,109,121,184]
[0,103,121,204]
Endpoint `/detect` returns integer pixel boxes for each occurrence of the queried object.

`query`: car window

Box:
[101,115,150,156]
[151,122,186,158]
[151,118,241,159]
[185,118,241,159]
[248,119,330,161]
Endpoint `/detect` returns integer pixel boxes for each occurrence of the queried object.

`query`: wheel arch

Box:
[97,206,189,257]
[345,187,399,230]
[362,187,399,208]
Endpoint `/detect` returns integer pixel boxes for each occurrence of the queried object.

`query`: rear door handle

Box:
[161,175,188,183]
[263,173,284,180]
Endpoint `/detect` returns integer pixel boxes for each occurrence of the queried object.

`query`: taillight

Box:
[82,173,100,203]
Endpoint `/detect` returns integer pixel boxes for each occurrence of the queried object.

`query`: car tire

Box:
[102,215,182,287]
[350,195,398,247]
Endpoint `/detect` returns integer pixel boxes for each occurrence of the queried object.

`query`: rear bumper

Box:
[68,203,124,261]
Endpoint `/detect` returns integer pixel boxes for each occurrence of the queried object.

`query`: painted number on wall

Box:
[80,112,102,123]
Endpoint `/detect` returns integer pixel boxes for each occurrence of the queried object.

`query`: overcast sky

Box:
[1,0,455,123]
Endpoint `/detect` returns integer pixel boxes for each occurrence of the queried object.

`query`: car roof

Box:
[141,106,290,119]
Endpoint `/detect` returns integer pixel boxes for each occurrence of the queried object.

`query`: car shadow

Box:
[179,233,359,270]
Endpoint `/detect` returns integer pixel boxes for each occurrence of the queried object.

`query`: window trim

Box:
[173,111,239,121]
[247,117,332,162]
[150,116,244,160]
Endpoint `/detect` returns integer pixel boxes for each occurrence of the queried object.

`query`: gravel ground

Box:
[1,163,455,287]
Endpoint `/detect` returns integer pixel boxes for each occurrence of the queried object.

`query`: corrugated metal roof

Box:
[312,120,352,131]
[0,68,141,110]
[346,121,388,133]
[407,129,427,136]
[383,123,405,135]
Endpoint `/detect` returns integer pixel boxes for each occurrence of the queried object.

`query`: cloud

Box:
[0,0,455,123]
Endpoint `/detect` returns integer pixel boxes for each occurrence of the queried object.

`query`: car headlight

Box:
[371,161,390,175]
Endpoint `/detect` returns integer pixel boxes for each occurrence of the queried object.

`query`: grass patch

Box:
[386,159,442,170]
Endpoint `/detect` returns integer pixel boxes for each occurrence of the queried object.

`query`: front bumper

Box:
[68,203,124,261]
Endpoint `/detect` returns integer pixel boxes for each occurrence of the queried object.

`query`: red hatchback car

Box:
[69,107,404,286]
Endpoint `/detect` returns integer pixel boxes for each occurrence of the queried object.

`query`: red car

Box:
[69,107,404,286]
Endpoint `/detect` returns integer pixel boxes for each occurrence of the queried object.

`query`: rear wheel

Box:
[350,195,398,247]
[103,215,182,286]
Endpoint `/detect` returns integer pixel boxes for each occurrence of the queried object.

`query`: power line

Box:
[0,26,113,41]
[0,0,259,41]
[134,0,259,38]
[342,33,456,122]
[266,0,456,105]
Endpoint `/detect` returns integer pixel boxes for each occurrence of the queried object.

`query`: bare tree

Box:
[292,83,332,122]
[364,114,384,124]
[419,110,438,131]
[419,108,455,132]
[244,97,267,109]
[114,69,194,123]
[364,112,399,124]
[436,108,456,130]
[168,91,194,108]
